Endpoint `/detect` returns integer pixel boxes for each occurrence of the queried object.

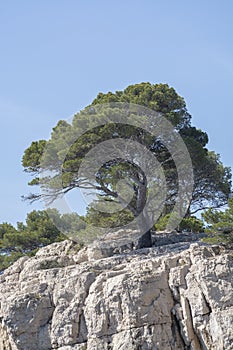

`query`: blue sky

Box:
[0,0,233,225]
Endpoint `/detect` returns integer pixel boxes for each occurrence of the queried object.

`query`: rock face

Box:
[0,237,232,350]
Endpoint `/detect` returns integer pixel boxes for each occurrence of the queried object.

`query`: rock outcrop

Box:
[0,235,232,349]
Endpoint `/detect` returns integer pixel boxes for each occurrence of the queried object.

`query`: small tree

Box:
[0,210,66,271]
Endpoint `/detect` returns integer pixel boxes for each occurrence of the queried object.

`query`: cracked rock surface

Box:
[0,238,232,349]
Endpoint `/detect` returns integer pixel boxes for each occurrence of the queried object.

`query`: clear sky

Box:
[0,0,233,225]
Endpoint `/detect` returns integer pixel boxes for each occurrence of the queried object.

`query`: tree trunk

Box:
[138,229,152,248]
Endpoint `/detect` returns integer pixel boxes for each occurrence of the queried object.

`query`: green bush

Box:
[0,209,66,272]
[202,233,233,246]
[178,216,204,233]
[202,199,233,246]
[155,214,204,233]
[85,205,134,228]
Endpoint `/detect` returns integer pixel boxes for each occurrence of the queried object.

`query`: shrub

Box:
[155,214,204,233]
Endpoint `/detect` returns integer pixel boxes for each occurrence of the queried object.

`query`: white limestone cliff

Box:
[0,237,232,349]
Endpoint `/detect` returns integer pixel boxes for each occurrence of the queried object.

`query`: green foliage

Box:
[0,209,66,272]
[0,251,25,271]
[202,198,233,231]
[178,216,204,233]
[189,151,231,215]
[202,233,233,245]
[48,210,86,236]
[22,140,47,183]
[92,82,191,129]
[202,198,233,245]
[22,82,231,230]
[92,84,231,215]
[0,223,17,239]
[155,214,204,233]
[154,214,171,231]
[85,205,134,228]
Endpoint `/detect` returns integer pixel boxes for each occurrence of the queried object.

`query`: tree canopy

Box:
[22,83,231,234]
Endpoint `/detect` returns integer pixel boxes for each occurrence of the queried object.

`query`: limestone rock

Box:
[0,239,232,349]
